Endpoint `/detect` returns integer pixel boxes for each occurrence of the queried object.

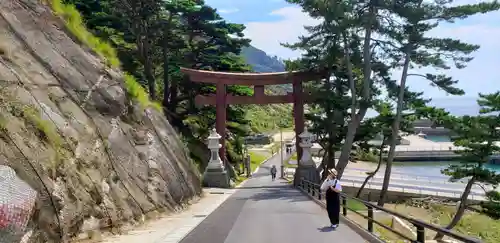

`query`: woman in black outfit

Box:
[320,168,342,228]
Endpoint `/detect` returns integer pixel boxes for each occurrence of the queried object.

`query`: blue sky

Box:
[206,0,500,111]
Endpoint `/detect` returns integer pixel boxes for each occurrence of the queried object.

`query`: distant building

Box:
[410,119,452,136]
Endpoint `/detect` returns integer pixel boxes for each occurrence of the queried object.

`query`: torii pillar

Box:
[215,82,227,160]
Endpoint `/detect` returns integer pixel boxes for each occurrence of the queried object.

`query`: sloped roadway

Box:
[179,152,367,243]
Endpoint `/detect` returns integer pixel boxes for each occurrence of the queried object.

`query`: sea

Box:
[365,97,500,176]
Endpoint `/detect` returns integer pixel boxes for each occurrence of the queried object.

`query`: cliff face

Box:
[0,0,202,242]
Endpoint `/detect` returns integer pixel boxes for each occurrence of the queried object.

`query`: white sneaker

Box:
[331,224,338,229]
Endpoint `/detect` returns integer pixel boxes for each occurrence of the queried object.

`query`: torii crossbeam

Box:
[181,67,327,163]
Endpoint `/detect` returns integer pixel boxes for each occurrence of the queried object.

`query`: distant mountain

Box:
[241,45,286,73]
[241,45,291,94]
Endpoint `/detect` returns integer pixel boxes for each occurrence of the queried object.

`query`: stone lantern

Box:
[203,128,230,188]
[298,128,315,167]
[207,129,224,170]
[294,127,320,184]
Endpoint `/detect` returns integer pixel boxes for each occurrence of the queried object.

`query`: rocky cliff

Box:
[0,0,202,242]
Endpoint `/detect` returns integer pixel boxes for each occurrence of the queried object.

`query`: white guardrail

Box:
[342,179,486,201]
[285,169,488,201]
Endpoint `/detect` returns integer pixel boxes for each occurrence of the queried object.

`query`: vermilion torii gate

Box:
[180,67,326,174]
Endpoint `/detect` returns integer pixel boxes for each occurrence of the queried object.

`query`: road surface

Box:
[179,152,367,243]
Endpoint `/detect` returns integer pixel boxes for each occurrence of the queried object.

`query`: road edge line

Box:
[174,190,233,242]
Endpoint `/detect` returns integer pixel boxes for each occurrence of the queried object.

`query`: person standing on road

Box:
[320,168,342,229]
[270,165,277,181]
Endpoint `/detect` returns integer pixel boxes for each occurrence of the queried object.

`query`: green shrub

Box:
[49,0,160,111]
[21,106,63,149]
[354,148,378,162]
[123,74,162,111]
[50,0,120,67]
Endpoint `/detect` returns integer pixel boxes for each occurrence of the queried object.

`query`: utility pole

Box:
[280,124,285,178]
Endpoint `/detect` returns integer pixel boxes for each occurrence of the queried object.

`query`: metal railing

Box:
[298,179,482,243]
[345,168,451,181]
[387,145,463,152]
[286,170,488,201]
[344,170,452,183]
[341,179,486,201]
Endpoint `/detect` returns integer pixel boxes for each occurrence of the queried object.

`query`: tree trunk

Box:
[162,42,170,108]
[336,111,367,178]
[141,37,156,101]
[168,77,179,110]
[336,5,375,179]
[145,57,156,100]
[161,14,173,110]
[377,51,411,207]
[321,145,336,182]
[434,178,475,240]
[320,151,329,182]
[356,141,385,198]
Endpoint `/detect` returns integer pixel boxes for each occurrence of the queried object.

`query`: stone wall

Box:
[0,0,202,242]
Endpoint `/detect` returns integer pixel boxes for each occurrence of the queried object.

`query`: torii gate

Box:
[180,67,326,164]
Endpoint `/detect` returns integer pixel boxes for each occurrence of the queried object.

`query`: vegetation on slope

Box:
[245,104,293,133]
[49,0,160,111]
[56,0,295,176]
[241,45,285,73]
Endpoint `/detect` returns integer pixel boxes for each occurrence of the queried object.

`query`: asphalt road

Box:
[179,152,367,243]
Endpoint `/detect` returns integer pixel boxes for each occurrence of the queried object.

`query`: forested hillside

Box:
[65,0,292,166]
[240,45,293,132]
[241,45,292,95]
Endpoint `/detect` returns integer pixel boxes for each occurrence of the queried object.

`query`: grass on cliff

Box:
[49,0,160,111]
[3,97,67,177]
[49,0,119,67]
[21,106,63,149]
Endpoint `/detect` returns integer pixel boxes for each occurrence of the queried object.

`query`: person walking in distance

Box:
[270,165,277,181]
[320,168,342,229]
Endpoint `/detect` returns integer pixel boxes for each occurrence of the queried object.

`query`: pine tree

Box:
[434,92,500,240]
[66,0,256,174]
[376,0,500,206]
[285,0,388,179]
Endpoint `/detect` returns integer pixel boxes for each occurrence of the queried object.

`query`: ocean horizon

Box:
[365,96,483,118]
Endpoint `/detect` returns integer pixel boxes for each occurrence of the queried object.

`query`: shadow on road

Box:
[317,226,336,232]
[234,187,312,203]
[236,185,291,189]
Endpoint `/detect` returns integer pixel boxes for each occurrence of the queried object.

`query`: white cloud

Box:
[219,8,239,14]
[243,6,321,60]
[243,5,500,97]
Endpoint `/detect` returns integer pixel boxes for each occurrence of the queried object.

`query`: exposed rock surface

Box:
[0,0,202,242]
